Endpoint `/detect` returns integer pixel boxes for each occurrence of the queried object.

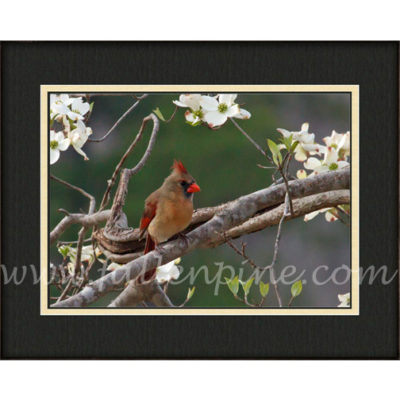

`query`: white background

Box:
[1,0,399,398]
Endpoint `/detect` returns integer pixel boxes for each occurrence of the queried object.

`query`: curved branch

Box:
[99,112,159,210]
[50,210,111,245]
[50,175,96,214]
[104,113,159,233]
[88,94,148,142]
[52,168,349,308]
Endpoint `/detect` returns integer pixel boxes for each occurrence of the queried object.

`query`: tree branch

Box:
[50,210,111,245]
[88,94,148,142]
[99,113,159,211]
[52,168,349,308]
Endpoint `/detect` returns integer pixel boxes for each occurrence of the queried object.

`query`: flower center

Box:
[193,109,203,118]
[50,140,58,150]
[329,162,338,170]
[218,103,228,113]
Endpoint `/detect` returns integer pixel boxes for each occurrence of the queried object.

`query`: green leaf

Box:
[225,276,239,296]
[267,139,279,155]
[89,101,95,112]
[186,286,196,300]
[267,139,282,166]
[259,281,270,298]
[58,245,71,258]
[153,107,166,122]
[241,278,255,296]
[291,280,303,298]
[185,120,202,127]
[290,140,299,153]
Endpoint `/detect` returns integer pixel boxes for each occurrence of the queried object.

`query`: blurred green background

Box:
[50,93,351,308]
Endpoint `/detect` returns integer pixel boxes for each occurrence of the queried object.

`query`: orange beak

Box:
[187,182,201,193]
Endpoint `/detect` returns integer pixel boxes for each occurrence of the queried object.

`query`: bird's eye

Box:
[180,181,187,187]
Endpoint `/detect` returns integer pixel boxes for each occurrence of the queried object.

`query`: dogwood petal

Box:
[235,108,251,119]
[72,144,89,160]
[301,122,309,132]
[296,169,307,179]
[304,210,322,221]
[337,161,349,169]
[276,128,291,138]
[225,104,240,117]
[304,157,321,170]
[50,149,60,165]
[156,260,181,283]
[58,138,70,151]
[294,146,308,162]
[173,100,189,108]
[325,210,338,222]
[219,94,237,107]
[203,111,228,127]
[200,96,219,111]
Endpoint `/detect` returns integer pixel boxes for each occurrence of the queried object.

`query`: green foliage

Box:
[291,280,303,298]
[267,139,282,166]
[58,244,71,259]
[241,278,255,297]
[186,286,196,300]
[259,281,270,298]
[153,107,166,122]
[225,276,239,296]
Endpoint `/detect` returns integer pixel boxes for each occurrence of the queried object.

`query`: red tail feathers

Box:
[138,234,156,284]
[144,234,156,254]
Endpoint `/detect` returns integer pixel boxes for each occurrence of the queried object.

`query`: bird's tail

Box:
[144,234,155,254]
[137,234,156,284]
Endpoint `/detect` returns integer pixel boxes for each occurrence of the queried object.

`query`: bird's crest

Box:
[172,160,187,174]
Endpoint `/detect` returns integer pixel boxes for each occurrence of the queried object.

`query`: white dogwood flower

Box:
[303,146,349,175]
[277,123,319,161]
[200,94,241,127]
[337,293,350,307]
[50,130,70,164]
[68,120,92,160]
[323,130,350,159]
[156,258,181,283]
[50,95,90,122]
[173,94,204,125]
[304,207,338,223]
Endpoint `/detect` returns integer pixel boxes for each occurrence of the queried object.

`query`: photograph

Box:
[44,85,358,314]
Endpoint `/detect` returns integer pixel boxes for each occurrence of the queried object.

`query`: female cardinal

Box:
[138,160,200,281]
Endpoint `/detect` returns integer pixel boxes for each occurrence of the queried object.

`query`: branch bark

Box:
[52,168,349,308]
[50,210,111,245]
[108,280,173,307]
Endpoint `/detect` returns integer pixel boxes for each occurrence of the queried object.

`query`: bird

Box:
[137,160,201,282]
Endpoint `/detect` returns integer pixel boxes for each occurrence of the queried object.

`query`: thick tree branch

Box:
[104,113,159,234]
[108,280,173,307]
[50,210,111,245]
[53,168,349,308]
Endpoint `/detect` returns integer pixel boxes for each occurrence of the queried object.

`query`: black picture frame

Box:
[1,41,399,359]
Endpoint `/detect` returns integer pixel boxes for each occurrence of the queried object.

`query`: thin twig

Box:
[57,238,92,246]
[50,175,96,213]
[55,277,73,304]
[51,175,96,277]
[88,94,148,142]
[223,235,263,270]
[267,193,290,307]
[230,118,266,157]
[164,105,178,123]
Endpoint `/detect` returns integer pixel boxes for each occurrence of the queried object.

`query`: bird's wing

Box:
[139,191,159,240]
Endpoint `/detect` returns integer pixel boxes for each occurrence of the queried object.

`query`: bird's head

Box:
[169,160,201,198]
